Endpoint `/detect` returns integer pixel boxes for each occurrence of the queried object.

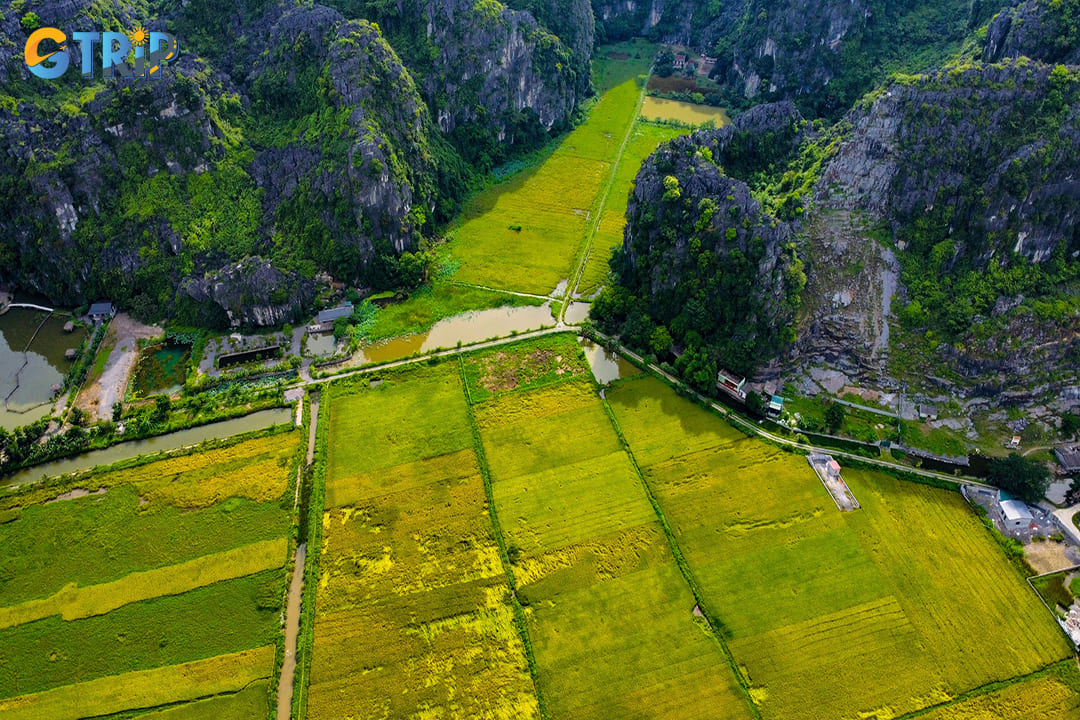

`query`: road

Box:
[291,326,996,490]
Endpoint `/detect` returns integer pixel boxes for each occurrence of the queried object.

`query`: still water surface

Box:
[3,407,294,486]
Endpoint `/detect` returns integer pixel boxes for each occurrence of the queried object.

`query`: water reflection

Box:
[0,309,86,430]
[579,339,639,384]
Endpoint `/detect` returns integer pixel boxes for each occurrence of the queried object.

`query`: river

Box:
[3,407,294,487]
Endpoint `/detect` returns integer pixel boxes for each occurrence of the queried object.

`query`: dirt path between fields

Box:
[276,543,306,720]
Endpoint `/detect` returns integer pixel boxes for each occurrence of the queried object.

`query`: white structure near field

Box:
[997,491,1034,531]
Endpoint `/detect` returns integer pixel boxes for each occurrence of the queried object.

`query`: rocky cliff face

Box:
[599,103,807,377]
[600,59,1080,414]
[985,0,1080,65]
[0,0,587,325]
[418,0,585,139]
[793,60,1080,402]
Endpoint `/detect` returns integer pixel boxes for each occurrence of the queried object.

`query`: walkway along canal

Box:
[277,391,319,720]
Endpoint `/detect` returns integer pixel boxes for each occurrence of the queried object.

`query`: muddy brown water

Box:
[277,543,307,720]
[356,304,554,365]
[579,339,639,385]
[3,407,294,487]
[564,302,591,324]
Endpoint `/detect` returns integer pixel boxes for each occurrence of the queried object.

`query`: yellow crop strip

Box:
[0,538,285,630]
[94,432,300,507]
[607,375,1078,719]
[307,371,541,720]
[0,646,275,720]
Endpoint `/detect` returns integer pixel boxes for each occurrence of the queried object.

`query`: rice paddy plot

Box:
[0,432,297,719]
[308,372,539,720]
[913,661,1080,720]
[0,479,290,607]
[460,333,588,403]
[576,123,689,296]
[606,375,1076,720]
[0,572,282,701]
[0,645,274,720]
[324,364,474,481]
[451,76,648,295]
[474,375,754,720]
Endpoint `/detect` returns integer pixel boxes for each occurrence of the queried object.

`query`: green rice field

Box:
[0,431,301,718]
[362,45,658,341]
[606,374,1077,720]
[308,365,539,720]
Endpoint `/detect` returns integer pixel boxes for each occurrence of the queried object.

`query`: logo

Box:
[25,26,178,80]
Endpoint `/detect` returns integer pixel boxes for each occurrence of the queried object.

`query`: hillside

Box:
[0,0,588,326]
[595,41,1080,423]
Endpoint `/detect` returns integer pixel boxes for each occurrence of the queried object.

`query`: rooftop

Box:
[1055,446,1080,472]
[1000,499,1033,522]
[88,301,114,316]
[317,304,353,324]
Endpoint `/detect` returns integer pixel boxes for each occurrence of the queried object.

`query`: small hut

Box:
[65,348,77,360]
[63,321,75,333]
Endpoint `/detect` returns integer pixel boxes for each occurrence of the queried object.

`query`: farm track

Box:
[295,329,998,492]
[562,66,653,318]
[278,393,318,720]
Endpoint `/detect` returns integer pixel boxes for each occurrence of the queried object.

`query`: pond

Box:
[579,338,640,385]
[564,302,591,324]
[356,304,555,365]
[130,343,190,397]
[305,333,338,358]
[2,407,295,487]
[640,97,731,126]
[0,308,87,430]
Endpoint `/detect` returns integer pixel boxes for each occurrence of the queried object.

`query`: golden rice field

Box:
[451,79,645,295]
[0,431,300,718]
[915,662,1080,719]
[308,365,539,720]
[474,376,753,720]
[606,375,1077,719]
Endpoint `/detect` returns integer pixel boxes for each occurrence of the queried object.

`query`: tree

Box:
[1061,411,1080,439]
[987,452,1051,504]
[655,48,675,77]
[649,326,673,357]
[745,390,765,416]
[69,407,85,427]
[824,402,845,433]
[153,395,172,424]
[112,402,123,422]
[332,316,349,340]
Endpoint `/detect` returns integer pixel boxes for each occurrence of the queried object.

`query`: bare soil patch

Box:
[77,314,162,420]
[1026,541,1077,575]
[479,349,582,393]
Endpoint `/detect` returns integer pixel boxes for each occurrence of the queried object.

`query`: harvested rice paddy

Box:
[0,430,300,717]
